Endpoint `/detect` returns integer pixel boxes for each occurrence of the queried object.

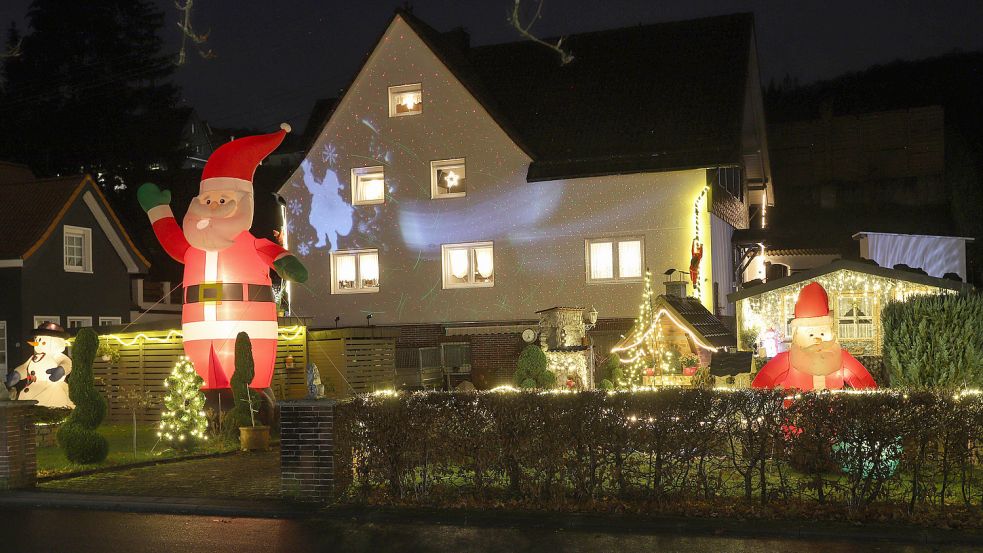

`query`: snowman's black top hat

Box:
[29,322,69,339]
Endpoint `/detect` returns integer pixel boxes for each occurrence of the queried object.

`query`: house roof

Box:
[727,259,972,302]
[0,161,35,184]
[656,294,737,349]
[392,10,755,181]
[0,174,150,271]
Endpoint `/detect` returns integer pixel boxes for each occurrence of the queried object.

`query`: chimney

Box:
[664,280,688,299]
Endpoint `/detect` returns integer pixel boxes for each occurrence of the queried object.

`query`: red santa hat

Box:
[199,123,291,194]
[791,282,833,332]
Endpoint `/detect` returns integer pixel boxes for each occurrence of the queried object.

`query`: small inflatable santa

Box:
[752,282,877,391]
[4,322,73,407]
[137,124,308,390]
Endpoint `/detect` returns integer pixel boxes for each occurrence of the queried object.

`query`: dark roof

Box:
[658,294,736,348]
[399,11,755,181]
[709,351,753,376]
[727,259,972,302]
[0,161,35,184]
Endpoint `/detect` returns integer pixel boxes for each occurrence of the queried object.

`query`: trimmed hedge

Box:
[335,389,983,517]
[57,328,109,464]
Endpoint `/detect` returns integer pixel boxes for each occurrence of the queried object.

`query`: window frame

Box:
[584,236,645,284]
[67,316,93,329]
[99,316,123,327]
[350,166,386,206]
[330,249,380,294]
[440,342,471,370]
[388,83,423,117]
[836,293,876,341]
[431,158,467,199]
[441,241,495,289]
[63,225,93,273]
[33,315,60,329]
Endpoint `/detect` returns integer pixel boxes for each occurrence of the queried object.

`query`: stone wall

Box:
[0,401,37,490]
[279,400,338,501]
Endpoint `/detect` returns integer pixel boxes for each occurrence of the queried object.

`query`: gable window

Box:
[331,249,379,294]
[0,321,7,373]
[67,316,92,329]
[837,295,874,340]
[388,83,422,117]
[351,166,385,205]
[586,237,643,282]
[99,317,123,326]
[442,242,494,289]
[33,316,60,329]
[431,159,466,198]
[64,225,92,273]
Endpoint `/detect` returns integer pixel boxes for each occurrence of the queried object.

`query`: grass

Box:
[37,423,239,478]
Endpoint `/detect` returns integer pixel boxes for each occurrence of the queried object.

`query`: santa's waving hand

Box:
[137,123,308,390]
[752,282,877,392]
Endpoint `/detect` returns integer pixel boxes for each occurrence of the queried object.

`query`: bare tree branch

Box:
[507,0,573,65]
[175,0,215,66]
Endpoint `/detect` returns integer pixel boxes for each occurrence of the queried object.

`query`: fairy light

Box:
[692,186,709,302]
[159,356,209,448]
[97,325,306,347]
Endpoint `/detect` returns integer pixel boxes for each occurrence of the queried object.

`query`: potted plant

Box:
[227,332,270,451]
[681,354,700,376]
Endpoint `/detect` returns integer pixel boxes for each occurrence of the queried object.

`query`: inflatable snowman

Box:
[4,322,74,408]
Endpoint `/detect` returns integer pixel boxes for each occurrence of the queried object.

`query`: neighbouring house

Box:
[277,10,774,388]
[729,259,971,358]
[0,174,150,380]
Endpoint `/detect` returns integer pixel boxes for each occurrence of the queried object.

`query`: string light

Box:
[158,357,209,448]
[96,325,306,347]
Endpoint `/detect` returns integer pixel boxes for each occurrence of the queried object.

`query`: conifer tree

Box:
[158,357,208,450]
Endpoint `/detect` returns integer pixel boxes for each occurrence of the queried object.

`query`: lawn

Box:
[37,423,239,478]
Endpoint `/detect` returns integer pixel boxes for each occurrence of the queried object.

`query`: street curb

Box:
[316,505,983,546]
[0,491,311,519]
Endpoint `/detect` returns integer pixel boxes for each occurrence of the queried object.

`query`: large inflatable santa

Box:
[752,282,877,391]
[137,124,308,390]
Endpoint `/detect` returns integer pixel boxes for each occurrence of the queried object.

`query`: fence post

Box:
[279,399,338,501]
[0,401,37,490]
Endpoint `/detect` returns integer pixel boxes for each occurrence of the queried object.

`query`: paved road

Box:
[3,509,979,553]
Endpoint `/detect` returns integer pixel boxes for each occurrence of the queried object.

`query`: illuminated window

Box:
[351,166,385,205]
[99,317,122,326]
[586,238,644,282]
[837,295,875,340]
[388,83,422,117]
[0,321,6,373]
[442,242,494,289]
[331,249,379,294]
[33,316,60,328]
[67,316,92,329]
[431,159,466,198]
[63,226,92,273]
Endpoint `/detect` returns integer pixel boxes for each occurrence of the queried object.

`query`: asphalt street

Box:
[3,509,980,553]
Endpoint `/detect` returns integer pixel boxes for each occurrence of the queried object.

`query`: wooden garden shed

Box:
[307,327,399,397]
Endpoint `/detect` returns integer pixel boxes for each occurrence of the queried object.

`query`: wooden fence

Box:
[91,325,308,424]
[307,327,398,397]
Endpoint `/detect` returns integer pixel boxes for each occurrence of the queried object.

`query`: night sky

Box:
[2,0,982,133]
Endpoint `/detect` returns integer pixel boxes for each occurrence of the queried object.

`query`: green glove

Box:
[274,255,309,283]
[138,182,171,213]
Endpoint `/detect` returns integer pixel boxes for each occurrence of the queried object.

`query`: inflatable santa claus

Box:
[752,282,877,391]
[137,124,308,390]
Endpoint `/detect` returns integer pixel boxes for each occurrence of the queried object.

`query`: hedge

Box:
[334,389,983,520]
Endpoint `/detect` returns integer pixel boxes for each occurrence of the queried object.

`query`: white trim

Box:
[204,251,219,322]
[67,316,93,329]
[98,316,123,326]
[330,249,380,294]
[182,320,278,341]
[852,231,975,242]
[0,259,23,268]
[350,166,386,206]
[585,236,645,284]
[388,83,423,117]
[82,191,142,273]
[200,177,252,194]
[430,158,467,199]
[63,225,92,273]
[33,315,60,328]
[441,241,495,289]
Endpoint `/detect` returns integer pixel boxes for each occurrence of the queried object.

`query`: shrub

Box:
[57,328,108,464]
[223,332,262,437]
[882,294,983,388]
[159,357,208,450]
[513,344,554,389]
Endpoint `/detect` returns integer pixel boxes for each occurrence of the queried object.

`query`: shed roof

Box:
[658,294,737,349]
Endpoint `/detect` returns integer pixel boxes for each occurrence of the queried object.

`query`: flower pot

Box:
[239,425,270,451]
[683,366,698,376]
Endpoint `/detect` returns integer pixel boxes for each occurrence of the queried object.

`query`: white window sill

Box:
[332,288,380,295]
[433,193,466,200]
[64,268,93,274]
[353,199,385,206]
[442,282,495,290]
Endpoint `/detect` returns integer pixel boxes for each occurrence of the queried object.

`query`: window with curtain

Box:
[388,83,422,117]
[351,166,385,205]
[331,250,380,294]
[586,237,644,282]
[442,242,494,288]
[431,158,467,198]
[837,295,874,340]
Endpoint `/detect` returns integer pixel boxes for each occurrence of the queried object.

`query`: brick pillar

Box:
[0,401,37,490]
[279,399,338,501]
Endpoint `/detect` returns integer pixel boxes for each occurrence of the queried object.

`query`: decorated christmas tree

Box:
[158,356,208,450]
[612,269,660,387]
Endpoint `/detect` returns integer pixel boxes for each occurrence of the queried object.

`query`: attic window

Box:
[389,83,422,117]
[351,166,385,205]
[431,159,466,198]
[63,225,92,273]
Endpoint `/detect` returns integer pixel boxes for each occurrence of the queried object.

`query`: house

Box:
[728,259,971,357]
[0,174,150,380]
[276,11,773,388]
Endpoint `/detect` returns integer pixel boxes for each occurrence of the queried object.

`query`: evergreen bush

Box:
[513,344,554,389]
[57,328,109,464]
[223,332,262,437]
[158,357,208,450]
[882,294,983,388]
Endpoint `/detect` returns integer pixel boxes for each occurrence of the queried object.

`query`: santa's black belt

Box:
[184,283,274,304]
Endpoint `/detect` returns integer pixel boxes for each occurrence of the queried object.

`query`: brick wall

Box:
[0,401,37,490]
[279,400,337,501]
[470,333,525,388]
[395,324,444,349]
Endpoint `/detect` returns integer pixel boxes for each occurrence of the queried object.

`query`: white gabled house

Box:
[277,10,774,388]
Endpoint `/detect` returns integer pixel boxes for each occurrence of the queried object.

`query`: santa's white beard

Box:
[183,198,253,251]
[789,340,842,376]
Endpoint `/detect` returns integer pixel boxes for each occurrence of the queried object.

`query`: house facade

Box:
[278,12,773,387]
[0,175,149,380]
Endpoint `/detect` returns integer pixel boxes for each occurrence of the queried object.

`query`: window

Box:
[0,321,7,373]
[388,83,422,117]
[33,316,60,329]
[63,226,92,272]
[67,316,92,329]
[585,237,643,282]
[431,158,466,198]
[442,242,494,289]
[441,342,471,370]
[99,317,122,326]
[783,295,796,339]
[837,295,875,340]
[351,166,385,205]
[330,249,379,294]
